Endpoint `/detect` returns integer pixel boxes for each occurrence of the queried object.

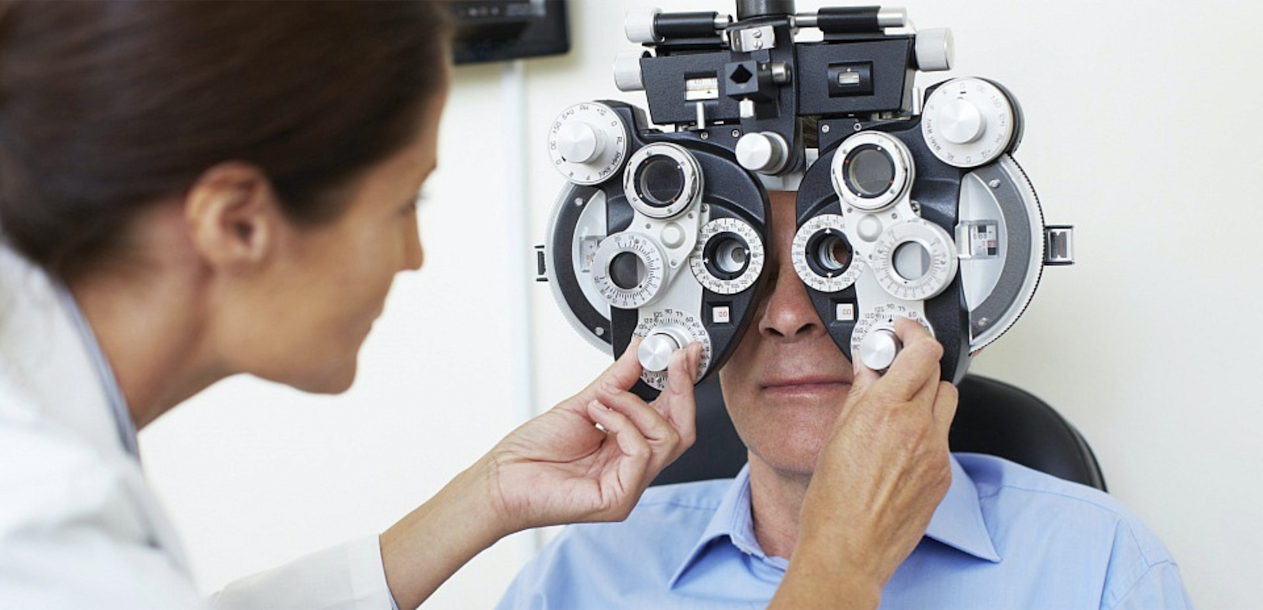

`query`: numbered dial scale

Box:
[791,77,1054,382]
[921,78,1022,169]
[541,101,772,399]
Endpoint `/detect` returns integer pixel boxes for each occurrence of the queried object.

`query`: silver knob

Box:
[915,28,954,72]
[858,328,902,372]
[625,7,663,44]
[735,131,790,174]
[638,327,691,372]
[937,98,984,144]
[613,49,647,92]
[556,121,601,164]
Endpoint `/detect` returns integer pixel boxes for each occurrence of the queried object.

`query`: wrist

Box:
[776,541,883,610]
[465,451,524,540]
[378,459,509,609]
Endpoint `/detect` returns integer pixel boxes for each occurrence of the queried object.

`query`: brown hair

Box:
[0,1,451,282]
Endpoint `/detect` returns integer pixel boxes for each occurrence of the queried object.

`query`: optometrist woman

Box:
[0,2,955,609]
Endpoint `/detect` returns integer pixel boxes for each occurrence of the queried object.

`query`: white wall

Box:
[141,1,1263,608]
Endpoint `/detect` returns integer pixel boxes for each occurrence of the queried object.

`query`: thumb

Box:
[594,337,646,393]
[848,349,880,400]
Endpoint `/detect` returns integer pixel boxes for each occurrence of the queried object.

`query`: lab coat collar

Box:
[0,244,123,460]
[0,243,190,567]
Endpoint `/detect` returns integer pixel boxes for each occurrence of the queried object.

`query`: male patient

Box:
[498,191,1191,609]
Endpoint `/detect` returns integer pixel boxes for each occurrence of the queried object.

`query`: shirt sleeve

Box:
[1105,561,1193,610]
[211,535,397,610]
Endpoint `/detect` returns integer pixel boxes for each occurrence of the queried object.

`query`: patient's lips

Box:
[760,372,852,397]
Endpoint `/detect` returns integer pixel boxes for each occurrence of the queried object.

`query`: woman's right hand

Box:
[771,317,958,609]
[381,340,700,610]
[481,337,702,533]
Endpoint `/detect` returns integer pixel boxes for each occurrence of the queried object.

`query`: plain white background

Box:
[140,1,1263,608]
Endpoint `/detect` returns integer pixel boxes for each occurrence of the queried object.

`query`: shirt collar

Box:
[54,282,140,461]
[669,464,770,588]
[668,454,999,587]
[926,455,1001,562]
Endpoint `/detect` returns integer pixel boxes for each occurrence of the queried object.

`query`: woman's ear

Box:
[183,162,281,272]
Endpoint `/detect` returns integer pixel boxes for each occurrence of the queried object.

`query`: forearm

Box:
[379,457,508,610]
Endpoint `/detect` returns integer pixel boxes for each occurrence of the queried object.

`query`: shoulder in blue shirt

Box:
[497,453,1190,610]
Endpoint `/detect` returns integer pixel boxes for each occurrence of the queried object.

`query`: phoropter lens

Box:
[806,229,854,278]
[844,145,895,198]
[892,241,932,281]
[609,251,646,289]
[703,232,751,280]
[623,143,701,219]
[817,235,851,271]
[636,156,685,207]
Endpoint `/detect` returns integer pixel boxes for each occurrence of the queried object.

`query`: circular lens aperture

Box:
[792,215,865,293]
[703,232,751,280]
[591,232,668,309]
[806,230,854,278]
[815,234,851,272]
[609,251,646,289]
[830,132,914,211]
[845,146,895,197]
[690,217,765,295]
[636,157,686,207]
[893,241,932,281]
[624,143,702,219]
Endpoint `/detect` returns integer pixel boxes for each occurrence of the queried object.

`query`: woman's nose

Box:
[403,217,424,271]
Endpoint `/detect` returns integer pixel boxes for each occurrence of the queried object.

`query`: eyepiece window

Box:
[636,157,686,207]
[845,145,896,198]
[893,241,932,281]
[623,143,702,219]
[806,230,854,278]
[816,234,852,271]
[704,232,751,280]
[830,132,914,211]
[609,251,647,290]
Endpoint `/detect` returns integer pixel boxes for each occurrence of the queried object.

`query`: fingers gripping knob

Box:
[638,327,691,372]
[859,328,903,372]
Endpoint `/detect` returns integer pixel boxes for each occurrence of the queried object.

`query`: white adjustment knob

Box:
[921,78,1017,168]
[625,7,663,44]
[613,49,647,92]
[858,328,902,372]
[638,327,690,372]
[548,102,629,185]
[557,121,600,163]
[937,98,984,144]
[735,131,790,174]
[915,28,954,72]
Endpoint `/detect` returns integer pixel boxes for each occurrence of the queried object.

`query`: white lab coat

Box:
[0,244,397,609]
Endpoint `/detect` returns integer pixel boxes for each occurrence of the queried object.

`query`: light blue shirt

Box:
[498,454,1191,609]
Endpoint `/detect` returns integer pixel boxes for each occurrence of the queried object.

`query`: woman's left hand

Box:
[482,338,702,532]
